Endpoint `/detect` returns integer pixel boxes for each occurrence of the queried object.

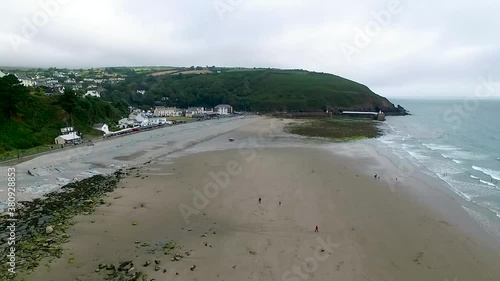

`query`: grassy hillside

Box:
[0,68,404,153]
[104,69,401,113]
[0,75,127,153]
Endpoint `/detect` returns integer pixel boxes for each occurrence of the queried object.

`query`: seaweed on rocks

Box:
[0,170,125,279]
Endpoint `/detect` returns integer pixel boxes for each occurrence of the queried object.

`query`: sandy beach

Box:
[16,118,500,281]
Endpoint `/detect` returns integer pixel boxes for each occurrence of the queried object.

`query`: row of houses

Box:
[0,71,36,87]
[118,113,171,129]
[52,103,236,144]
[0,69,127,94]
[153,104,233,117]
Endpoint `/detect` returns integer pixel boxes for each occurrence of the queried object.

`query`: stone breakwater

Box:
[0,171,125,279]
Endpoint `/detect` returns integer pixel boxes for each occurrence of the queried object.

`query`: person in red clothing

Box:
[315,226,319,232]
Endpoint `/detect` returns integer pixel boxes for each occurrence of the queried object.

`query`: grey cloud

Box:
[1,0,500,97]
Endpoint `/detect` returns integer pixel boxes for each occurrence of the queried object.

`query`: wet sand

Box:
[0,117,257,210]
[22,119,500,281]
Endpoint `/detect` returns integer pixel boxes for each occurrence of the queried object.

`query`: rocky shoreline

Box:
[0,171,126,279]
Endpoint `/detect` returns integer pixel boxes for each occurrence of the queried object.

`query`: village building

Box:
[85,90,101,98]
[185,107,205,117]
[214,104,233,115]
[93,123,110,135]
[54,132,81,145]
[16,75,36,87]
[118,118,135,129]
[154,106,178,117]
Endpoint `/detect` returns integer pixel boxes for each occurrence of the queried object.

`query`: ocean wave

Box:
[442,151,489,161]
[422,143,460,151]
[462,206,500,243]
[479,180,498,188]
[440,153,464,164]
[439,178,474,201]
[405,149,430,161]
[472,166,500,181]
[380,139,395,145]
[470,175,480,180]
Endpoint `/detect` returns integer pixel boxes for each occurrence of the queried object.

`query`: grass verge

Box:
[167,116,194,122]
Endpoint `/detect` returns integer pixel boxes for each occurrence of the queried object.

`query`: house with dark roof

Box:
[93,123,109,134]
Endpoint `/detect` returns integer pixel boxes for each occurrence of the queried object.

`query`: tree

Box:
[58,89,78,115]
[0,75,30,119]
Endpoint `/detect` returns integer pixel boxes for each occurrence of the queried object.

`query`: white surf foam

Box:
[422,143,460,151]
[472,166,500,181]
[442,151,489,161]
[440,153,464,164]
[440,178,474,201]
[463,206,500,244]
[479,180,498,188]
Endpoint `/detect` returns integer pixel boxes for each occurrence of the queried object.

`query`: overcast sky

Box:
[1,0,500,98]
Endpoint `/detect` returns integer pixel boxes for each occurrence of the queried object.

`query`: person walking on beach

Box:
[259,197,261,204]
[315,226,319,233]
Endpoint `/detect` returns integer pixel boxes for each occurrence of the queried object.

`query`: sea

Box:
[377,99,500,235]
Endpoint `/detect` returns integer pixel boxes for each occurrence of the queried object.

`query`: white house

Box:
[148,117,169,126]
[85,90,101,98]
[185,107,205,117]
[118,118,134,129]
[136,114,149,126]
[0,71,6,78]
[127,113,149,127]
[137,89,146,95]
[154,107,177,117]
[93,123,109,135]
[16,75,36,87]
[55,132,81,145]
[214,104,233,115]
